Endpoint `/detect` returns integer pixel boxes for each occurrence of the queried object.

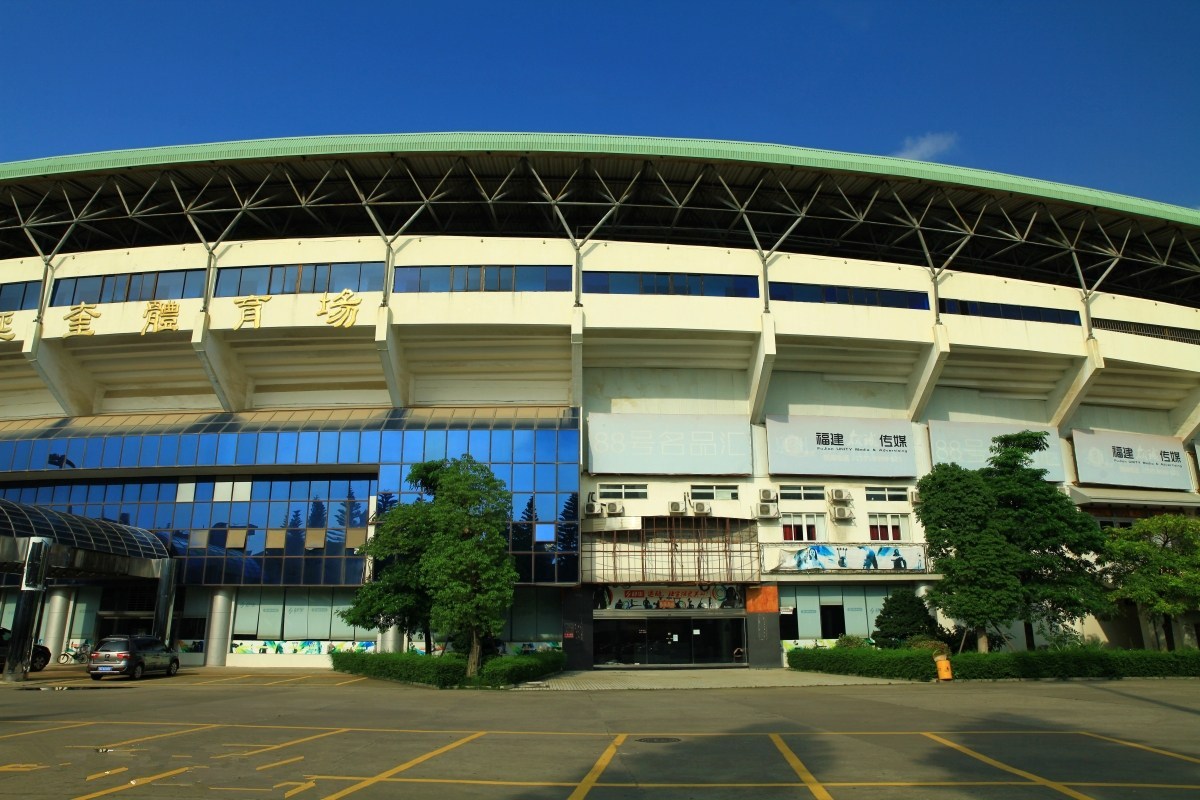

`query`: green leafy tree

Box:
[917,431,1107,652]
[1105,514,1200,651]
[871,590,938,647]
[340,456,516,677]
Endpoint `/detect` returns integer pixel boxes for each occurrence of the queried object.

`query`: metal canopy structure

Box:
[2,133,1199,307]
[0,498,169,571]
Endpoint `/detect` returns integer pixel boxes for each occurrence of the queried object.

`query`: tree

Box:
[872,590,938,647]
[916,431,1106,652]
[340,456,517,677]
[1105,514,1200,651]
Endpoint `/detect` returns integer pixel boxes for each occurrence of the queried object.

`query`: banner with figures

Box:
[774,544,925,572]
[591,584,745,611]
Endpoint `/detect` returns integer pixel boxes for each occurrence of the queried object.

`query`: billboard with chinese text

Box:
[1072,429,1194,491]
[929,420,1065,481]
[765,416,917,476]
[587,413,753,474]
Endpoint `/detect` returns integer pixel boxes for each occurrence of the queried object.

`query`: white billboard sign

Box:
[587,413,753,475]
[1072,429,1194,491]
[929,420,1065,481]
[766,415,917,477]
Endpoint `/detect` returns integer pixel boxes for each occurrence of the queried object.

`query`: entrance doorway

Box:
[593,617,746,666]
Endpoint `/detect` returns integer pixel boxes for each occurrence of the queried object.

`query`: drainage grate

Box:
[635,737,681,744]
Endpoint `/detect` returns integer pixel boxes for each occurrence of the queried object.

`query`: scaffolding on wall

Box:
[582,516,760,584]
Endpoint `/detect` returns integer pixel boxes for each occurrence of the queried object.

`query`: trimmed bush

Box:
[479,650,567,686]
[787,647,937,681]
[835,634,870,648]
[330,651,467,688]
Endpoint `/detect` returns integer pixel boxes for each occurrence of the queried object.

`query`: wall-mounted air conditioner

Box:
[831,506,855,520]
[668,500,687,515]
[605,501,625,516]
[910,490,921,504]
[829,488,853,503]
[692,501,713,515]
[758,488,778,502]
[756,502,779,518]
[584,502,605,517]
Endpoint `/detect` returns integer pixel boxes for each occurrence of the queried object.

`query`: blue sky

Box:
[4,1,1198,209]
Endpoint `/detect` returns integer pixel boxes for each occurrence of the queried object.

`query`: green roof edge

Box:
[2,132,1198,228]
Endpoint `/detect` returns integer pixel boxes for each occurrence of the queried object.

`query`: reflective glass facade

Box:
[0,280,40,311]
[0,408,580,588]
[769,282,930,310]
[392,265,571,293]
[939,298,1082,325]
[50,269,206,306]
[583,271,758,298]
[214,262,386,297]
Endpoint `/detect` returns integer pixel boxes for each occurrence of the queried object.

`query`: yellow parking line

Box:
[100,724,221,748]
[319,731,487,800]
[86,767,129,781]
[923,732,1095,800]
[770,734,834,800]
[217,728,349,759]
[567,733,626,800]
[263,676,314,686]
[333,677,366,686]
[0,722,93,739]
[1079,731,1200,764]
[257,756,305,771]
[192,674,254,684]
[70,766,191,800]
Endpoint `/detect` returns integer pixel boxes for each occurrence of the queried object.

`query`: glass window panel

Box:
[344,557,365,585]
[74,276,103,303]
[261,558,283,585]
[234,433,256,465]
[273,431,297,464]
[240,267,270,296]
[423,430,446,459]
[155,271,185,300]
[329,263,358,292]
[0,441,12,472]
[50,277,76,306]
[317,431,340,462]
[535,523,556,543]
[581,271,608,294]
[116,437,139,468]
[535,464,557,492]
[489,463,511,488]
[446,430,469,459]
[397,430,422,462]
[512,430,534,462]
[303,558,323,584]
[104,483,123,503]
[545,266,572,291]
[609,272,639,295]
[214,269,240,297]
[554,553,578,583]
[29,439,51,470]
[253,432,277,464]
[359,262,385,292]
[216,433,238,465]
[176,434,199,466]
[194,480,214,501]
[490,429,513,462]
[393,267,421,293]
[497,266,514,291]
[137,435,160,467]
[182,270,206,299]
[100,438,122,469]
[296,432,319,463]
[421,266,451,292]
[466,429,490,461]
[558,493,578,521]
[511,464,534,492]
[535,493,555,521]
[155,435,178,467]
[449,266,468,292]
[196,434,218,465]
[322,559,343,585]
[533,554,556,582]
[358,430,380,462]
[535,430,557,463]
[557,463,579,491]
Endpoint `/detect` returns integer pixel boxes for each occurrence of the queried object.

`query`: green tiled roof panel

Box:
[2,132,1197,228]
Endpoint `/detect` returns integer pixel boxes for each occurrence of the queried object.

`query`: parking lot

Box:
[2,667,1198,799]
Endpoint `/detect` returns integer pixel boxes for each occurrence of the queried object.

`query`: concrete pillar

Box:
[2,537,52,682]
[379,626,402,653]
[205,587,235,667]
[152,559,178,643]
[40,586,74,660]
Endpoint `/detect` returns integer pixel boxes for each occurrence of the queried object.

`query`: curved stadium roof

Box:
[2,133,1198,306]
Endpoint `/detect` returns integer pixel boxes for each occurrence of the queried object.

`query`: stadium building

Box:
[0,134,1198,672]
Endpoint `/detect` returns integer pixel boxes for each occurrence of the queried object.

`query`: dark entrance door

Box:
[593,617,747,666]
[647,619,693,665]
[819,605,846,639]
[593,619,648,665]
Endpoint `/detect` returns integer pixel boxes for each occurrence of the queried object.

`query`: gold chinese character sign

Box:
[316,289,362,328]
[64,302,101,337]
[232,295,271,330]
[142,300,181,335]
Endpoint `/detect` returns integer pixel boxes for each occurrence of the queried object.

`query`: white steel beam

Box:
[1170,384,1200,445]
[569,307,585,408]
[748,313,777,424]
[21,324,96,417]
[191,312,250,412]
[907,324,950,421]
[1049,338,1105,434]
[374,306,409,408]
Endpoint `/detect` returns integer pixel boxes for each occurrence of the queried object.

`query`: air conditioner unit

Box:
[831,506,855,520]
[909,489,921,504]
[605,501,625,516]
[668,500,687,515]
[758,488,778,502]
[584,502,605,517]
[829,488,852,503]
[756,502,779,518]
[692,501,713,515]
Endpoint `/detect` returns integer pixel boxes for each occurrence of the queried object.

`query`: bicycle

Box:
[59,643,91,664]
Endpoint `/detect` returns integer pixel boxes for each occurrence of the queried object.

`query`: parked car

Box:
[88,635,179,680]
[0,627,52,672]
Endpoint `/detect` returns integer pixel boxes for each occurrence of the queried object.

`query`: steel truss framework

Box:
[3,151,1200,308]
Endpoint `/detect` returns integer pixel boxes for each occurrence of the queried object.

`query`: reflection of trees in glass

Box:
[376,491,397,517]
[335,488,367,528]
[308,498,327,528]
[283,509,304,532]
[510,496,536,550]
[555,492,579,556]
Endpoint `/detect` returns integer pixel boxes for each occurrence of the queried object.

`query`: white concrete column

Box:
[40,586,74,660]
[379,626,402,653]
[205,588,235,667]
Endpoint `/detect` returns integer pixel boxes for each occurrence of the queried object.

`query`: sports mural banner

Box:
[765,415,917,477]
[591,584,745,610]
[1072,429,1194,491]
[587,413,753,475]
[928,420,1065,481]
[774,544,926,572]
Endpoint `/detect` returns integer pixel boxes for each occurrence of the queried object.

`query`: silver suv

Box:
[88,635,179,680]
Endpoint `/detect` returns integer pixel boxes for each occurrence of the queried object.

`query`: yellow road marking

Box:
[86,767,129,781]
[210,789,271,792]
[319,731,487,800]
[257,755,305,771]
[0,722,93,739]
[263,676,312,685]
[770,734,834,800]
[0,764,48,772]
[333,677,366,686]
[1079,731,1200,764]
[100,724,221,748]
[567,733,626,800]
[282,781,316,797]
[216,729,349,759]
[923,732,1095,800]
[70,767,191,800]
[193,674,254,684]
[1072,783,1200,789]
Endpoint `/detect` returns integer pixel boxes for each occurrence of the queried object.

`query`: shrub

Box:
[478,649,566,686]
[905,635,951,657]
[330,651,467,688]
[787,647,937,681]
[872,591,937,648]
[948,648,1200,680]
[836,634,871,648]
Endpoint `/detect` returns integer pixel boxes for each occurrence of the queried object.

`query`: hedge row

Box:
[787,646,1200,681]
[330,649,567,688]
[787,647,937,681]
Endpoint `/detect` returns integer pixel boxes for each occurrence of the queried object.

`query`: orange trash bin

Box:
[934,654,953,681]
